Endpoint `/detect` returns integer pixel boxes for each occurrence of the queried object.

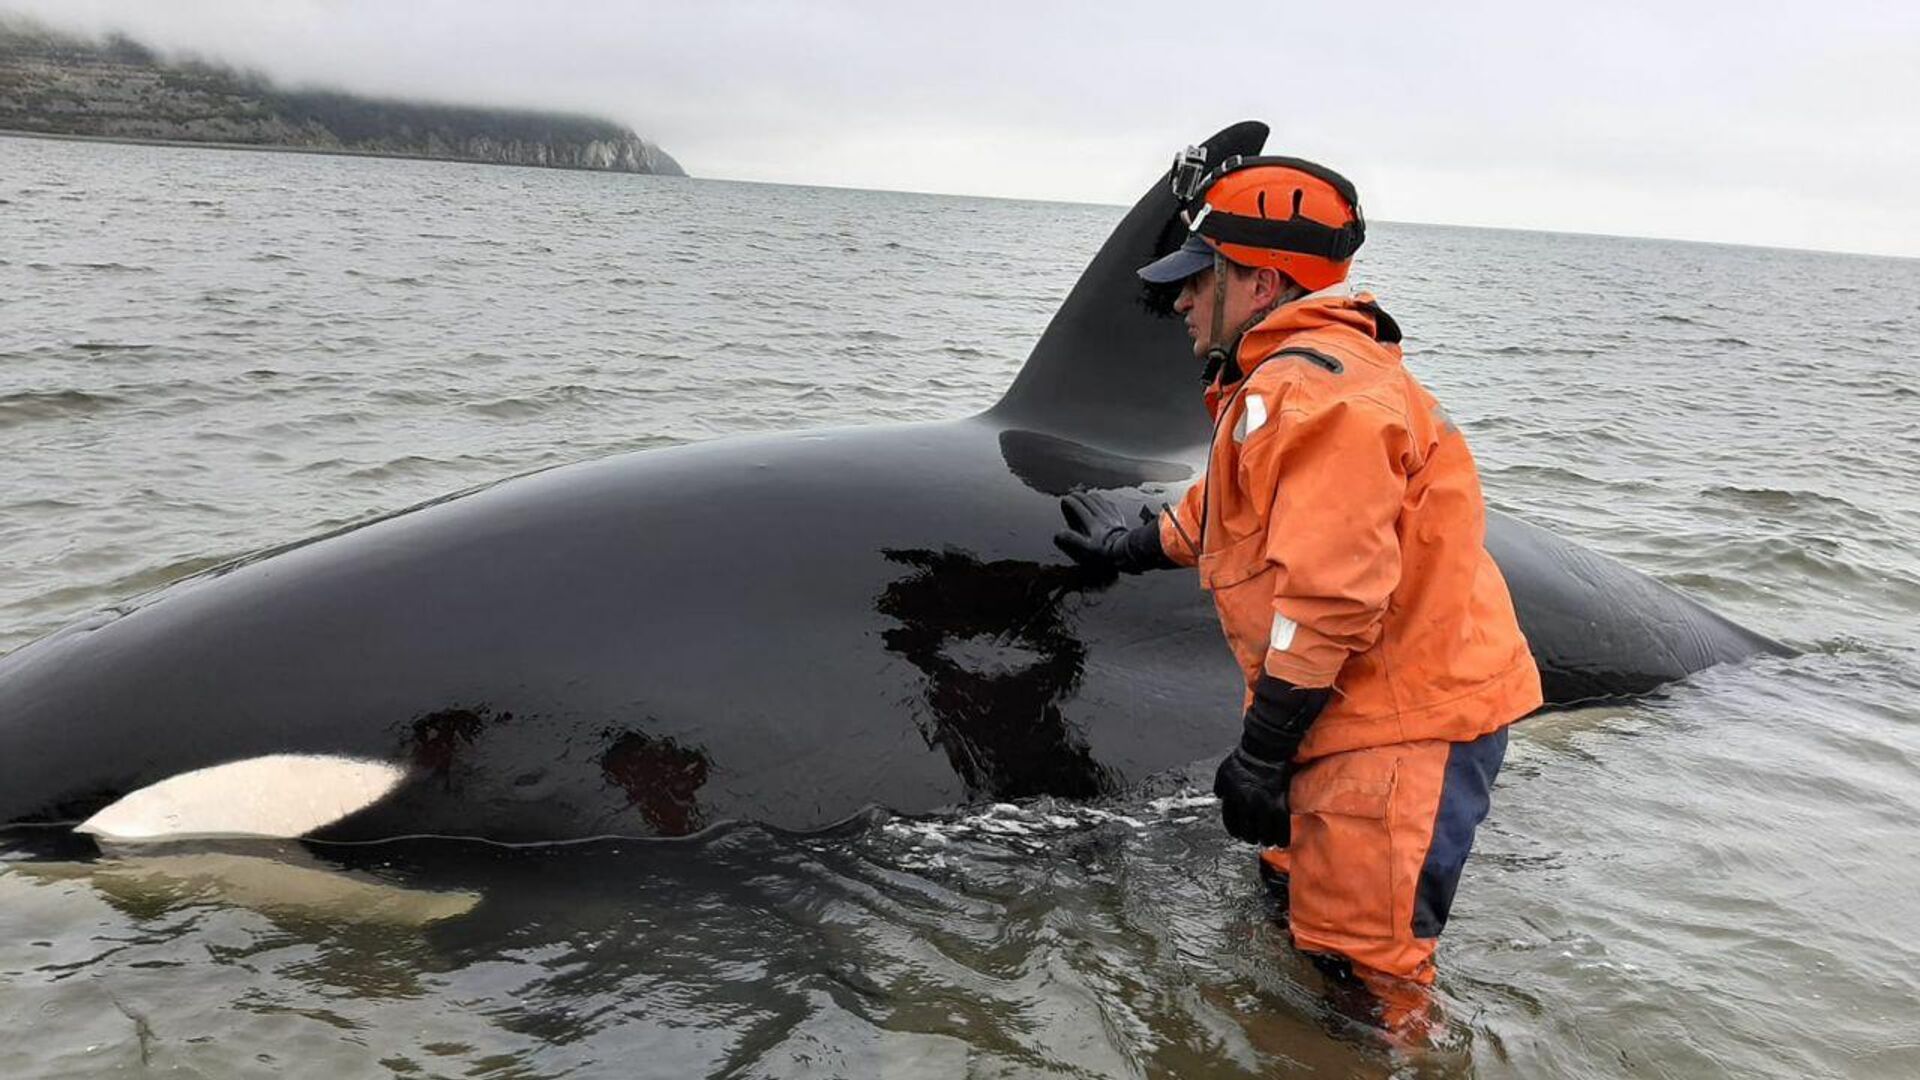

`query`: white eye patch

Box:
[77,754,407,842]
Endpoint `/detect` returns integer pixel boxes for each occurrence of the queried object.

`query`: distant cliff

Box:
[0,20,685,176]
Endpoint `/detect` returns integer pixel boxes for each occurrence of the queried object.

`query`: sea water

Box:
[3,134,1918,1078]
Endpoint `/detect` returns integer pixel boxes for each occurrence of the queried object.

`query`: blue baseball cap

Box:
[1137,234,1219,284]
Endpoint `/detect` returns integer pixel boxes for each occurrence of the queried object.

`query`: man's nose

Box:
[1173,286,1194,314]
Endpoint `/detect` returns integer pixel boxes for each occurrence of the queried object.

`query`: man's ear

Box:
[1254,266,1286,307]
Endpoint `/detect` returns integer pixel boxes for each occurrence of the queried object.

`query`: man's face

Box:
[1172,262,1275,361]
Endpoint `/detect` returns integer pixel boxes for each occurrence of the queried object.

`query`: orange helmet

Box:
[1163,153,1366,292]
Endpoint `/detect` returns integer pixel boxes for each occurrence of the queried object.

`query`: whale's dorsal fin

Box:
[989,121,1269,455]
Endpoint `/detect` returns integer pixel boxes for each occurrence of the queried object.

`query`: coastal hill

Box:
[0,19,685,176]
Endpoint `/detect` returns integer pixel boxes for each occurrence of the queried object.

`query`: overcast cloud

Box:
[7,0,1916,257]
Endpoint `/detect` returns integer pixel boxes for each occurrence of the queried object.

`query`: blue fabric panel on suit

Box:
[1412,726,1508,938]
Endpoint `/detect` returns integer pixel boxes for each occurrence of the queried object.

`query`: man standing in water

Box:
[1055,149,1542,1033]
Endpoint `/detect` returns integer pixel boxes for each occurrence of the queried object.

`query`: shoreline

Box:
[7,128,1905,261]
[0,128,687,178]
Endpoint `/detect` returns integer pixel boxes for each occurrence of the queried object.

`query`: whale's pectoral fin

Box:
[9,843,480,926]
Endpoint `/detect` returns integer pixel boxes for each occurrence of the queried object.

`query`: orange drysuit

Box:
[1160,291,1542,983]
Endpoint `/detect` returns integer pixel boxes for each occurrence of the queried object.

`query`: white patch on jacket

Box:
[1270,613,1298,653]
[1234,394,1269,444]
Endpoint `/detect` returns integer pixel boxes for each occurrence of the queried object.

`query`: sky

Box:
[6,0,1917,258]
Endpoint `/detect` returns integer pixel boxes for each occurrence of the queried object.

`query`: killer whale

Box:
[0,122,1784,844]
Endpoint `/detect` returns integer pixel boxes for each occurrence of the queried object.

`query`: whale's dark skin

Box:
[0,123,1784,842]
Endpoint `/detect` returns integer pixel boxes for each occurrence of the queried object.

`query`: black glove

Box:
[1053,491,1176,574]
[1214,674,1331,847]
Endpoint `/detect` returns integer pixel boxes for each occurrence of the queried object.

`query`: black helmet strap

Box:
[1193,209,1365,263]
[1179,152,1366,263]
[1201,250,1231,384]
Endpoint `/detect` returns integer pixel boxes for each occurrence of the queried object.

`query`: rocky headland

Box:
[0,19,685,176]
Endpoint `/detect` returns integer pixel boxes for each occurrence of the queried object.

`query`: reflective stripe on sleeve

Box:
[1270,612,1298,652]
[1233,395,1269,444]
